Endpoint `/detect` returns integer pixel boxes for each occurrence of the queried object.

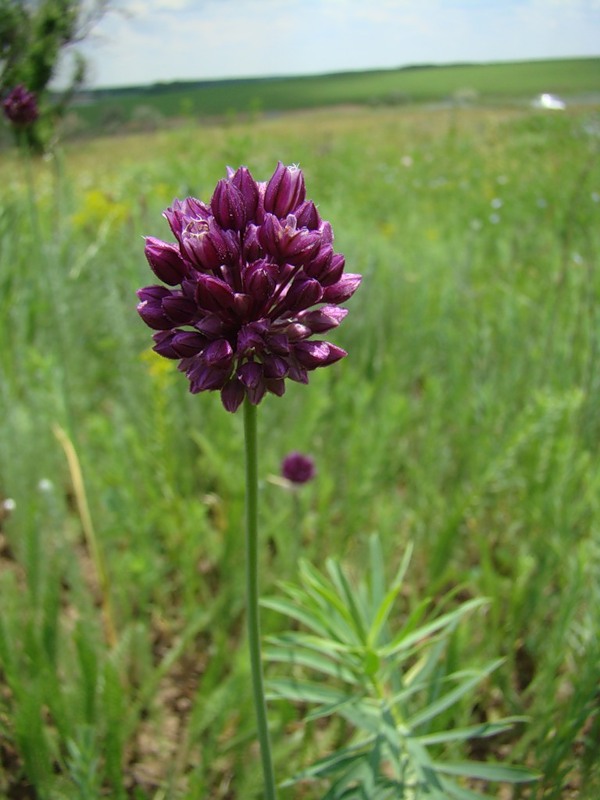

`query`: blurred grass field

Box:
[1,98,600,798]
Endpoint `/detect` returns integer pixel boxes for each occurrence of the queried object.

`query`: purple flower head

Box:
[137,163,361,412]
[2,85,39,126]
[281,452,316,485]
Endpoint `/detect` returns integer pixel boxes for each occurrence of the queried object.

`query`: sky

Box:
[66,0,600,89]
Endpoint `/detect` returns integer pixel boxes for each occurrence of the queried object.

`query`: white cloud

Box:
[69,0,599,88]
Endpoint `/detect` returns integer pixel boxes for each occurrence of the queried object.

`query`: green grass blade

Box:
[433,760,540,783]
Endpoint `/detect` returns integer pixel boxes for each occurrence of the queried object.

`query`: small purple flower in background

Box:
[281,451,316,485]
[137,162,361,412]
[2,85,39,126]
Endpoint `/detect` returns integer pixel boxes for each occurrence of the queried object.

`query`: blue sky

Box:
[70,0,600,88]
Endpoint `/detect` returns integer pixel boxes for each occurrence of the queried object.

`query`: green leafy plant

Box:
[264,535,539,798]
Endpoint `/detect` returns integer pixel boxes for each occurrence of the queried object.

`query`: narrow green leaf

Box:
[299,561,363,643]
[402,627,451,688]
[417,717,527,746]
[367,578,404,649]
[432,760,540,783]
[381,598,487,659]
[326,558,369,642]
[407,660,504,729]
[439,776,495,800]
[321,759,373,800]
[266,677,354,706]
[263,644,360,684]
[306,699,381,733]
[280,737,375,785]
[266,630,360,661]
[368,533,387,611]
[260,596,332,638]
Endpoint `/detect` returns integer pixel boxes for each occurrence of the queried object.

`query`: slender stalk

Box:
[243,398,278,800]
[54,424,117,648]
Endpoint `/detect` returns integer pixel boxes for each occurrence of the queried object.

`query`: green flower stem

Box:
[243,398,278,800]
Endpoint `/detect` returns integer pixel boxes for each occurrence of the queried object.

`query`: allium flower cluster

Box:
[137,163,361,412]
[281,452,316,485]
[2,85,39,126]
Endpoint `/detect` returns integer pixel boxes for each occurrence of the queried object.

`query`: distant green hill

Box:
[70,58,600,133]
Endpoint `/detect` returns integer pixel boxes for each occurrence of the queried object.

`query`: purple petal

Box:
[294,200,320,230]
[282,323,312,341]
[259,213,321,266]
[237,321,268,354]
[261,354,289,379]
[145,237,188,285]
[181,218,240,272]
[201,338,234,368]
[238,360,264,389]
[244,261,277,302]
[171,330,208,357]
[195,274,235,314]
[277,276,323,315]
[294,341,347,369]
[187,363,230,392]
[221,378,245,413]
[265,333,290,355]
[137,285,174,330]
[287,363,309,383]
[321,273,362,304]
[210,179,246,231]
[298,305,348,333]
[233,292,253,319]
[152,330,180,358]
[195,314,225,337]
[264,162,306,217]
[231,166,260,221]
[247,382,267,405]
[162,293,198,324]
[266,378,286,397]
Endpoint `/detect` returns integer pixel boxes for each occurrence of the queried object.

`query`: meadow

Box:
[1,99,599,798]
[65,58,600,135]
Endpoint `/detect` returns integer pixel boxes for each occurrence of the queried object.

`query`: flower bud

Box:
[221,377,245,413]
[277,276,323,315]
[145,237,189,285]
[294,341,346,368]
[2,85,38,125]
[297,305,348,333]
[152,330,180,358]
[195,274,235,313]
[231,166,260,221]
[211,179,246,231]
[294,200,320,230]
[137,286,174,330]
[238,361,267,405]
[164,198,210,242]
[162,293,197,325]
[244,261,277,303]
[259,214,321,265]
[181,218,240,271]
[264,162,306,217]
[281,452,316,484]
[188,363,230,392]
[321,273,362,304]
[171,330,207,358]
[201,338,234,368]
